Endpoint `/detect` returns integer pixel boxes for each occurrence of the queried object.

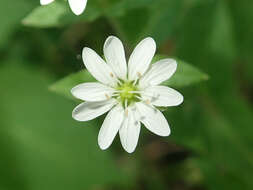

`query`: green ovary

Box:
[116,81,139,107]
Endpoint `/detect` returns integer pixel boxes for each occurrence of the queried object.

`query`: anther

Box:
[145,99,151,104]
[125,109,128,117]
[137,72,142,78]
[110,72,114,77]
[105,93,110,99]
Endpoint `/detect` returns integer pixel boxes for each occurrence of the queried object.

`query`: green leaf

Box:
[22,2,67,28]
[50,55,208,99]
[22,1,101,28]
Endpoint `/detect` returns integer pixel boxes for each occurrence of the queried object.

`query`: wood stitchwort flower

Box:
[71,36,184,153]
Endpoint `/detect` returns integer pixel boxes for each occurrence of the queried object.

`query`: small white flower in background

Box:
[71,36,183,153]
[40,0,87,15]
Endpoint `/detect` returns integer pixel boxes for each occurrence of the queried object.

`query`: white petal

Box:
[141,86,183,107]
[68,0,87,15]
[71,82,115,102]
[139,59,177,88]
[136,102,170,136]
[104,36,127,80]
[40,0,54,5]
[82,47,117,87]
[119,107,141,153]
[98,105,124,150]
[72,99,117,121]
[128,37,156,81]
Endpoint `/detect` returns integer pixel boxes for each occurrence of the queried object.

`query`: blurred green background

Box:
[1,0,253,189]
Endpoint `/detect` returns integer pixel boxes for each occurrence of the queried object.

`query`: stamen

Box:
[114,77,123,85]
[125,99,128,108]
[136,96,144,101]
[136,96,151,105]
[133,78,138,85]
[105,93,110,99]
[145,99,151,104]
[114,90,123,93]
[132,72,142,86]
[125,109,128,117]
[129,91,142,94]
[141,92,158,99]
[110,72,114,78]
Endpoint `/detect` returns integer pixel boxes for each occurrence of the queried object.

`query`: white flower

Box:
[40,0,87,15]
[72,36,183,153]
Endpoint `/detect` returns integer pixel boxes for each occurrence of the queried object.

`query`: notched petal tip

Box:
[72,109,83,121]
[141,37,156,52]
[98,142,109,150]
[169,59,178,73]
[68,0,87,15]
[105,35,118,43]
[71,8,85,16]
[144,36,155,42]
[81,47,95,64]
[168,58,177,66]
[160,128,171,137]
[124,146,136,154]
[176,92,184,106]
[70,86,77,97]
[40,0,54,5]
[82,47,98,61]
[143,37,156,49]
[124,149,134,154]
[82,47,91,54]
[103,36,121,52]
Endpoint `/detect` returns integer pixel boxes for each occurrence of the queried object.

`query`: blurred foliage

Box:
[0,0,253,190]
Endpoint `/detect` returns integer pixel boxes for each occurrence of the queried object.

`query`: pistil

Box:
[116,81,141,108]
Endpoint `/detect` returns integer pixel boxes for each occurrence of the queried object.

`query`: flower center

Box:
[116,81,140,107]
